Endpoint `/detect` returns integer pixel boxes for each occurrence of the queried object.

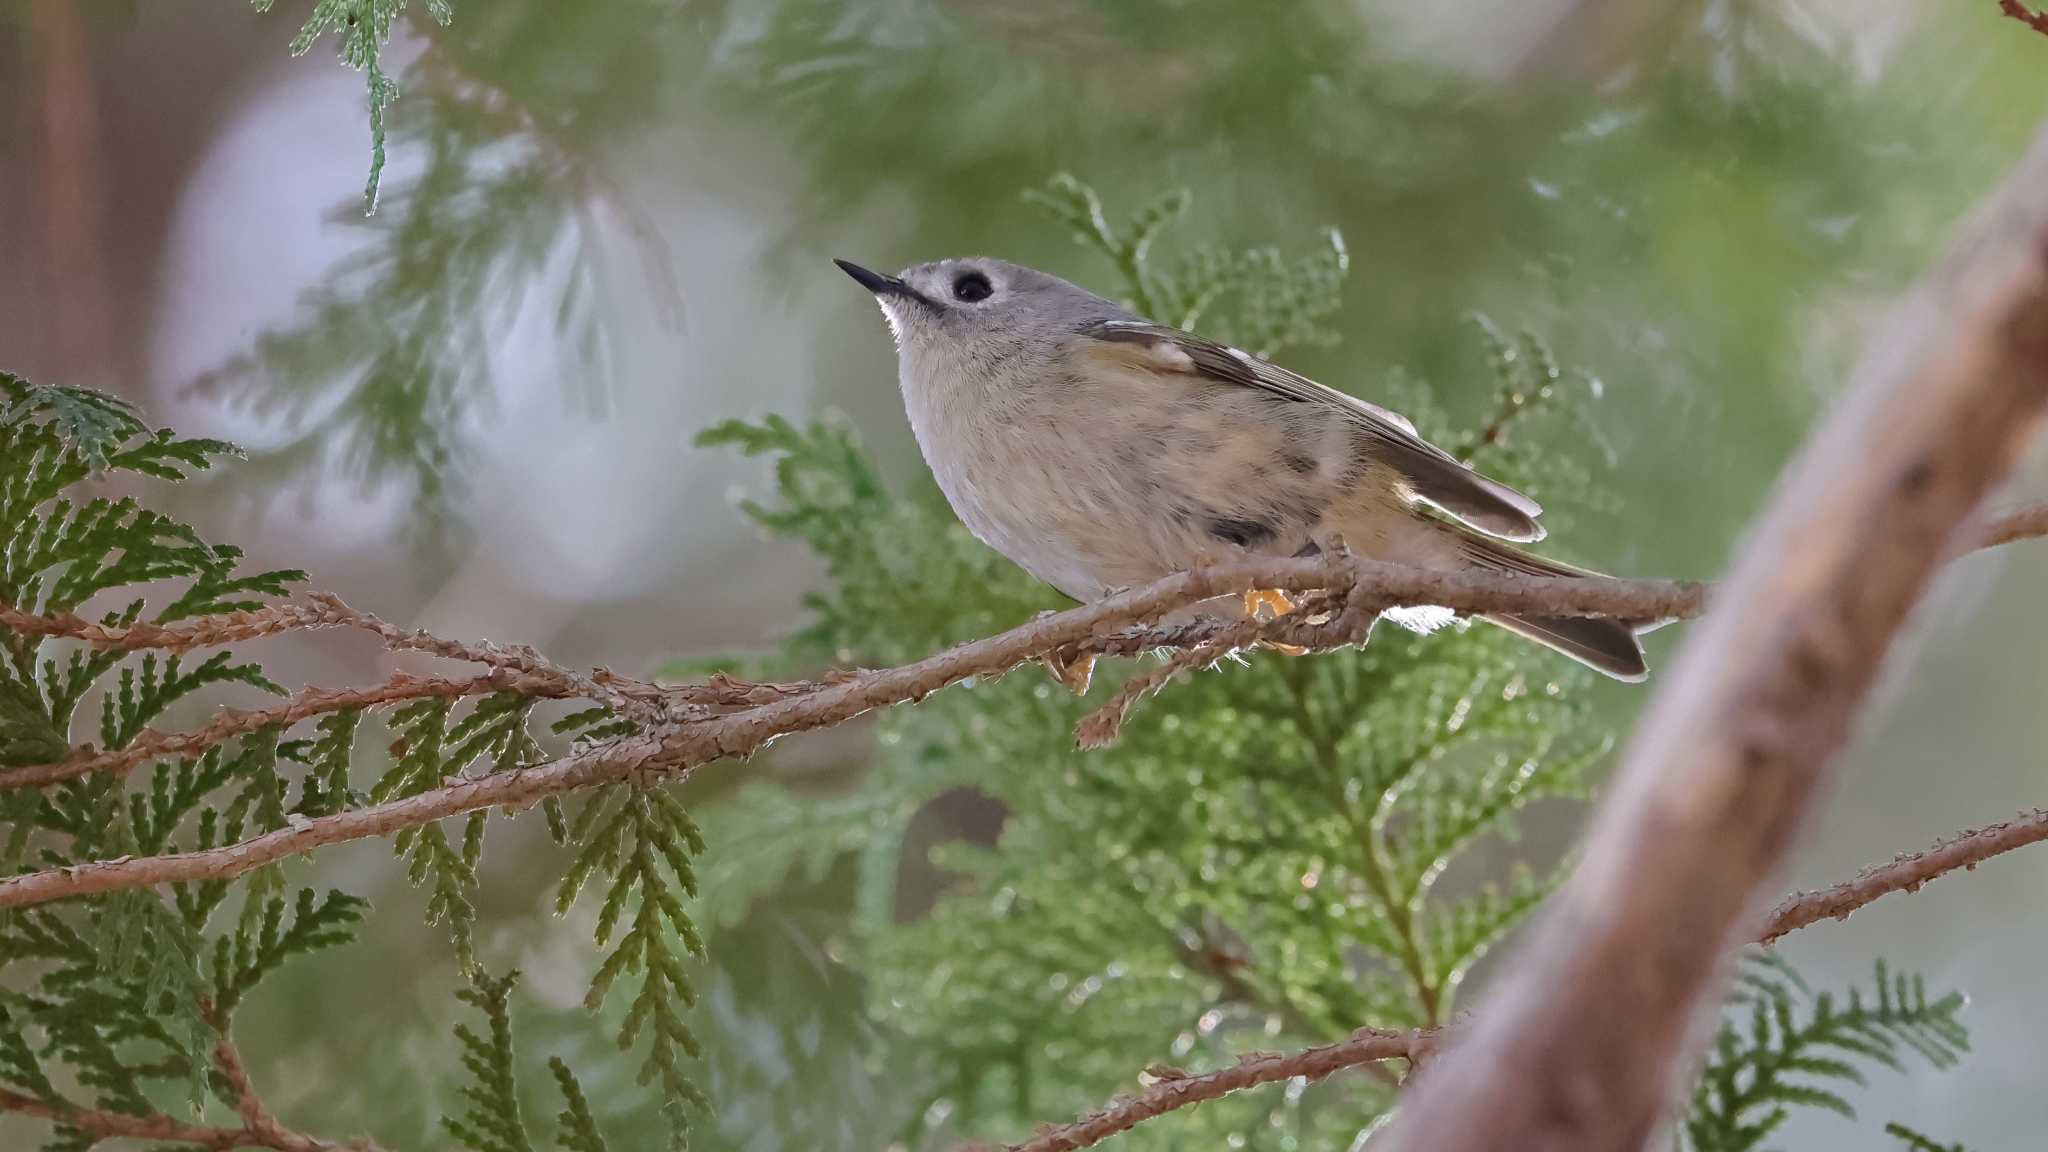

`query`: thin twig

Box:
[210,1021,342,1152]
[0,559,1308,906]
[0,1085,376,1152]
[11,495,2038,789]
[0,601,845,793]
[4,502,2048,909]
[0,597,355,651]
[1384,123,2048,1152]
[0,670,564,792]
[1758,806,2048,943]
[1022,801,2048,1151]
[1074,625,1258,749]
[5,503,2037,659]
[1068,503,2039,743]
[0,1087,261,1150]
[0,730,668,908]
[1005,1028,1434,1152]
[0,986,382,1150]
[2000,0,2048,38]
[1971,500,2048,547]
[297,592,665,723]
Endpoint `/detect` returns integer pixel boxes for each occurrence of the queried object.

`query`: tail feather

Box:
[1485,612,1649,683]
[1447,524,1652,682]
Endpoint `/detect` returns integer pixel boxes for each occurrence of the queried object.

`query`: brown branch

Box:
[208,1020,359,1152]
[0,1085,374,1152]
[1021,801,2048,1151]
[1382,124,2048,1152]
[1758,806,2048,943]
[0,1087,264,1150]
[0,559,1364,907]
[294,592,668,722]
[1004,1027,1434,1152]
[2001,0,2048,38]
[0,590,799,723]
[0,598,361,652]
[1971,499,2048,547]
[0,669,567,792]
[0,991,383,1150]
[0,597,851,794]
[0,553,1668,907]
[1065,502,2038,744]
[0,730,667,908]
[13,495,2039,786]
[5,498,2048,909]
[6,501,2037,661]
[1073,622,1261,749]
[1081,500,2038,658]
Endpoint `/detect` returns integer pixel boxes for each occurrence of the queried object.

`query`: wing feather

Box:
[1084,319,1546,541]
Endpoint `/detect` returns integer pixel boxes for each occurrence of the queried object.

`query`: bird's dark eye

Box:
[952,271,994,303]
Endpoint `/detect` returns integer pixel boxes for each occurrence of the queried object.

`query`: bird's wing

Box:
[1079,318,1546,542]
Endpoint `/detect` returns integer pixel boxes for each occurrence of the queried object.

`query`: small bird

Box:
[836,256,1651,683]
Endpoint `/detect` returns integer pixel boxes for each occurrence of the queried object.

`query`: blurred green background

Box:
[4,1,2048,1148]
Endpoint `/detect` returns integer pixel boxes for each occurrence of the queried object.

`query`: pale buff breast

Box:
[912,344,1423,602]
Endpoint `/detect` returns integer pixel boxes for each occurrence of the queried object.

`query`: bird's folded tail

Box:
[1448,525,1652,683]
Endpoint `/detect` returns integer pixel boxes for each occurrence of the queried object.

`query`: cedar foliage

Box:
[2,4,2003,1130]
[0,375,704,1149]
[0,152,1981,1147]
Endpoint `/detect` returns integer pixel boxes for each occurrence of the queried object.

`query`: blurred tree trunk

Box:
[30,0,112,387]
[3,4,271,401]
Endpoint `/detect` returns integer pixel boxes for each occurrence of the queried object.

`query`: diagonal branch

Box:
[1017,802,2048,1151]
[3,502,2046,910]
[1758,805,2048,942]
[0,670,561,792]
[8,497,2037,791]
[4,504,2037,661]
[1382,121,2048,1152]
[1004,1028,1435,1152]
[293,591,670,723]
[0,1087,272,1151]
[209,1015,361,1152]
[0,1084,378,1152]
[2001,0,2048,38]
[0,597,359,651]
[0,729,667,908]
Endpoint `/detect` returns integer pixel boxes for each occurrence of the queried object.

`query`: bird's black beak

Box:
[835,258,924,304]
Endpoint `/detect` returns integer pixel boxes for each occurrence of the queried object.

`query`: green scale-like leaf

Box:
[1683,954,1970,1152]
[559,783,707,1150]
[256,0,456,211]
[0,377,369,1141]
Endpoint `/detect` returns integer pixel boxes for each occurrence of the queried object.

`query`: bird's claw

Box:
[1244,588,1308,655]
[1242,588,1297,621]
[1042,649,1097,695]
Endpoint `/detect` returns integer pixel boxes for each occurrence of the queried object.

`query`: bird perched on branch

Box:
[837,255,1653,686]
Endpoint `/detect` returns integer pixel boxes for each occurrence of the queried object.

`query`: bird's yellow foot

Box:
[1043,650,1097,695]
[1242,588,1297,620]
[1243,588,1309,656]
